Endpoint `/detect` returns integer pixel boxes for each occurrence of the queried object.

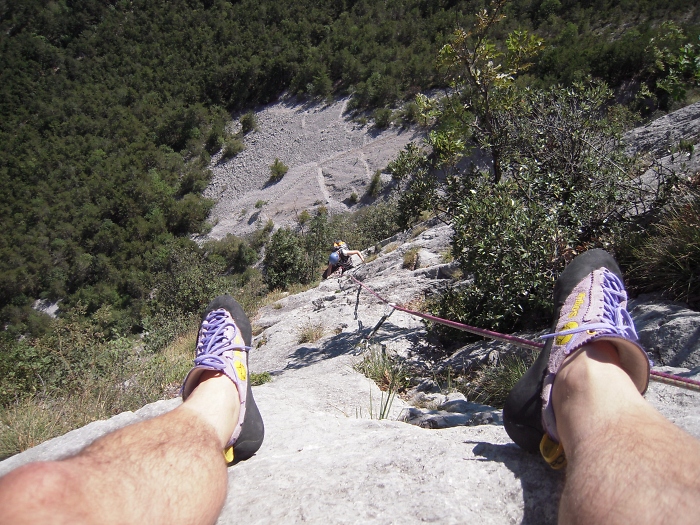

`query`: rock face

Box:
[205,97,423,239]
[2,218,700,525]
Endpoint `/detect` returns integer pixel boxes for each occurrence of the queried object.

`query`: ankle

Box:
[181,373,240,448]
[552,342,642,449]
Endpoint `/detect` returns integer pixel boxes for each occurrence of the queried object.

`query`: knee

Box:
[0,461,75,518]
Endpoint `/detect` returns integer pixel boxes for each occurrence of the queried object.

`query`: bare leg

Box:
[0,372,238,525]
[553,342,700,525]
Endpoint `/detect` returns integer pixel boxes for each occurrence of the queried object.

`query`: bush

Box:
[348,192,359,204]
[354,344,407,393]
[250,372,272,386]
[204,234,258,275]
[240,112,258,135]
[221,137,245,160]
[269,158,289,183]
[626,187,700,307]
[367,170,382,198]
[462,351,536,408]
[373,108,393,129]
[263,228,306,289]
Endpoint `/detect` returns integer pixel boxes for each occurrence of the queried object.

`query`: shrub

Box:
[401,101,420,126]
[367,170,382,198]
[348,192,359,204]
[221,137,245,160]
[354,344,408,393]
[626,187,700,307]
[247,219,274,252]
[263,228,305,289]
[255,200,267,209]
[373,108,393,129]
[240,112,257,134]
[250,372,272,386]
[462,351,536,408]
[268,158,289,183]
[204,233,258,274]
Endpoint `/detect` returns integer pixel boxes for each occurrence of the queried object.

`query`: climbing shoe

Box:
[503,249,650,466]
[181,295,264,463]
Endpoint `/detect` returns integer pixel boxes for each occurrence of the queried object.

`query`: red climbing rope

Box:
[346,274,700,392]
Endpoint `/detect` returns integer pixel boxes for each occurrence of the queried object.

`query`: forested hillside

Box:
[1,0,699,450]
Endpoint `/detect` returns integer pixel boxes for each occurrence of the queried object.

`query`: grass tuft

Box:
[297,322,325,344]
[250,372,272,386]
[462,351,535,408]
[402,247,420,270]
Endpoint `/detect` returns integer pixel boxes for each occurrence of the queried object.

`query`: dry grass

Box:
[0,329,196,460]
[402,247,420,270]
[383,242,399,254]
[410,225,428,238]
[297,321,325,344]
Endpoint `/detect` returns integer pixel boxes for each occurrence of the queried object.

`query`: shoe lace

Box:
[194,309,250,370]
[541,269,639,351]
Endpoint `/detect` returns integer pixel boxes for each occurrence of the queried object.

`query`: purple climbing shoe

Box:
[504,249,650,466]
[182,295,264,463]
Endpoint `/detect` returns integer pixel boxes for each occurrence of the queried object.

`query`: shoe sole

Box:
[202,295,265,463]
[502,249,622,453]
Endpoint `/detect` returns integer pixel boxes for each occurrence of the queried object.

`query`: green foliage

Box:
[204,234,258,275]
[354,343,408,395]
[221,137,246,160]
[297,209,311,227]
[626,185,700,308]
[250,372,272,386]
[388,143,435,225]
[367,170,383,199]
[247,219,275,252]
[404,9,677,333]
[638,22,700,108]
[436,0,545,183]
[373,108,393,129]
[240,112,258,135]
[263,228,306,290]
[255,200,267,209]
[268,158,289,184]
[403,247,421,270]
[349,192,359,205]
[463,351,536,408]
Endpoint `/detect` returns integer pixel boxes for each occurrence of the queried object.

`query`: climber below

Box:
[322,240,364,279]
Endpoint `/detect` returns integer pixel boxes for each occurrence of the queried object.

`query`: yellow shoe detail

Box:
[555,321,578,345]
[234,360,247,381]
[540,434,567,470]
[567,292,586,318]
[224,446,234,463]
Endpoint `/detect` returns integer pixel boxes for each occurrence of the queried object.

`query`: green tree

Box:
[269,158,289,183]
[263,228,306,290]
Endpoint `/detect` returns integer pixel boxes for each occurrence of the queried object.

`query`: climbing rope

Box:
[346,274,700,392]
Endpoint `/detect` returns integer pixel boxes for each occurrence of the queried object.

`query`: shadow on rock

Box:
[284,332,360,370]
[471,441,563,525]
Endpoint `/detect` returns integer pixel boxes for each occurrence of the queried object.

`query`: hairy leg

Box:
[0,372,238,525]
[553,342,700,525]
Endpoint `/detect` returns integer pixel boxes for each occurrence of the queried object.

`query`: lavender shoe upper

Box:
[181,308,251,448]
[540,268,650,443]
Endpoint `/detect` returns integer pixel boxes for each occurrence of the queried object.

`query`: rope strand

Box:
[346,274,700,392]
